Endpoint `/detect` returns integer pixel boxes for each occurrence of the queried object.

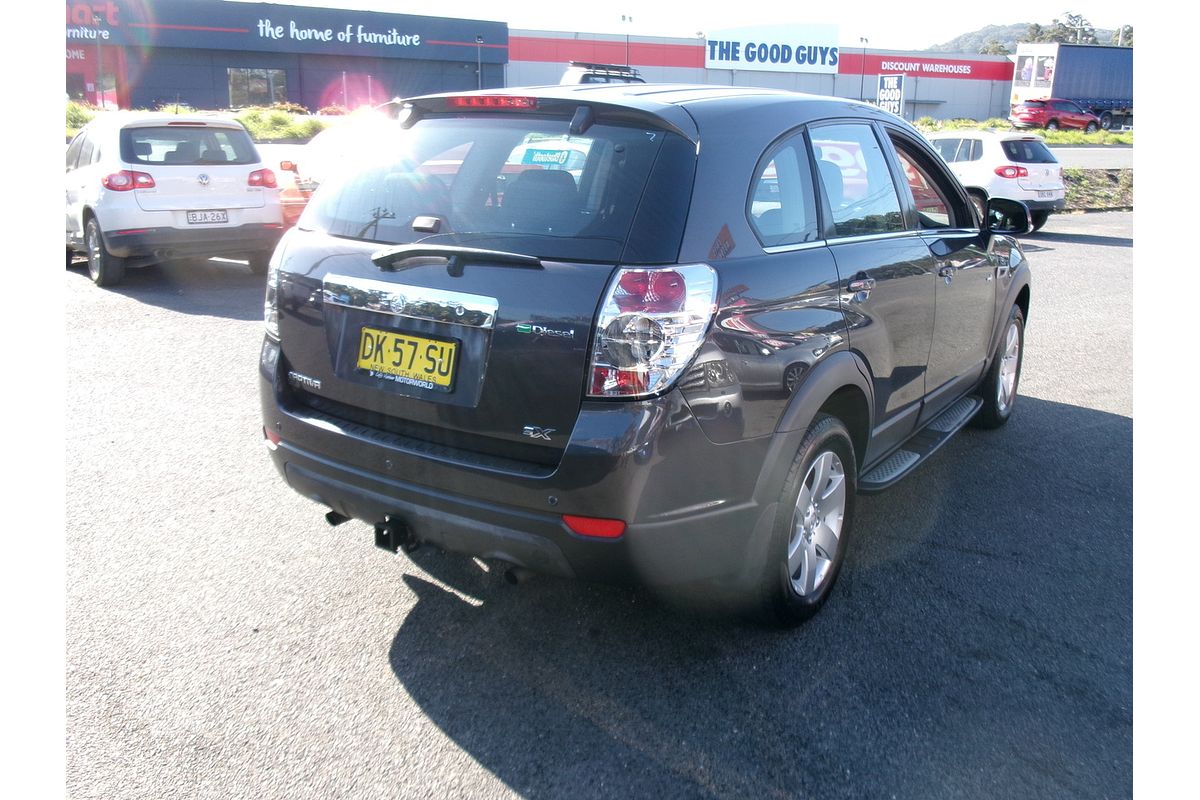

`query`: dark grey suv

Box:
[260,85,1031,625]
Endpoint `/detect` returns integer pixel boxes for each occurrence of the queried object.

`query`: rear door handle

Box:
[938,265,955,282]
[847,277,876,293]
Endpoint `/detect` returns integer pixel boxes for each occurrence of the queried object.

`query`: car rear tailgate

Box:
[275,233,614,466]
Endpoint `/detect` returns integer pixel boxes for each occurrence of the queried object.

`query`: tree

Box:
[1047,12,1097,44]
[1111,25,1133,46]
[1025,23,1046,42]
[980,39,1011,55]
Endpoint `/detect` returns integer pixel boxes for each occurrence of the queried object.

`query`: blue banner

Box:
[64,0,509,63]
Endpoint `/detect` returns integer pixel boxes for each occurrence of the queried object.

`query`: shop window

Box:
[228,68,288,108]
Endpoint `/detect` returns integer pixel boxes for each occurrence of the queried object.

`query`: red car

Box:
[1009,98,1101,132]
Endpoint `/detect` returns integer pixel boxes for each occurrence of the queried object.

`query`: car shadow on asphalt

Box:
[1022,231,1133,249]
[385,396,1132,799]
[67,257,265,321]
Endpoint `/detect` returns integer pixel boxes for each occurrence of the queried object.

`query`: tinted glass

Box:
[931,138,960,163]
[120,126,259,165]
[1001,140,1058,164]
[810,124,904,238]
[895,149,951,228]
[748,133,819,247]
[300,115,694,263]
[78,135,95,166]
[65,133,85,171]
[1018,101,1046,109]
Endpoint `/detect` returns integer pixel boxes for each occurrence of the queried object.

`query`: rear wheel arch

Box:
[816,385,870,474]
[1015,283,1031,323]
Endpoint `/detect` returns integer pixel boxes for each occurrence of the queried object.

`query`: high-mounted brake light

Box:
[588,264,718,399]
[447,95,538,109]
[248,168,277,188]
[994,166,1029,179]
[102,170,155,191]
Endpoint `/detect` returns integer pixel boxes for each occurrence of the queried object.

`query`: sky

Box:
[231,0,1134,50]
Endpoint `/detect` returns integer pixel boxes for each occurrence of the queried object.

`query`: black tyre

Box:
[84,218,125,287]
[973,304,1024,429]
[248,252,272,276]
[758,414,857,627]
[1029,211,1050,232]
[1099,112,1113,131]
[1045,119,1060,131]
[1085,121,1099,134]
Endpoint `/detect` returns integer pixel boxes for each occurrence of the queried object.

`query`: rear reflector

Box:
[562,515,626,539]
[448,95,538,109]
[264,426,281,449]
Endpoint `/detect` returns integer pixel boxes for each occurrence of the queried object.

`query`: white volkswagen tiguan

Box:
[66,113,283,286]
[927,129,1066,232]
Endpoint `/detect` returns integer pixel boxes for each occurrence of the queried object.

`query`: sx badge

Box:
[522,426,555,441]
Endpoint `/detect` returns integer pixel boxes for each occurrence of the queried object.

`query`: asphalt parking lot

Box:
[65,211,1132,799]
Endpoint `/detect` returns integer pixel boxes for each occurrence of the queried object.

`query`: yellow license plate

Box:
[356,326,457,390]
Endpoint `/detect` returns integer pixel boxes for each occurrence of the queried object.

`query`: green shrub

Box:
[66,100,96,138]
[270,100,310,115]
[235,106,327,141]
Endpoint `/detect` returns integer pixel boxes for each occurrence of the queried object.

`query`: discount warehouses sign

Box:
[705,24,839,74]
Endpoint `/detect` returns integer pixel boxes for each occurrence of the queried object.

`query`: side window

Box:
[894,149,951,228]
[890,135,971,229]
[748,132,819,247]
[809,123,904,238]
[968,140,983,161]
[930,138,960,163]
[78,135,95,167]
[65,133,85,171]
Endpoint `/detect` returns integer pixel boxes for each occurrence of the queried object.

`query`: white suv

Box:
[926,129,1065,232]
[66,113,283,286]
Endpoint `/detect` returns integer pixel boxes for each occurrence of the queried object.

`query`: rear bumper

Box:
[259,338,779,589]
[1022,197,1067,212]
[104,223,283,259]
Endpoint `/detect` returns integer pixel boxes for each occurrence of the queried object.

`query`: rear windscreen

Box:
[298,115,695,263]
[1001,140,1058,164]
[1017,101,1047,109]
[120,126,259,165]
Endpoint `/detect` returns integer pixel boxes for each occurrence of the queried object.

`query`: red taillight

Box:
[589,366,649,396]
[562,515,626,539]
[994,166,1029,179]
[615,270,687,313]
[447,95,538,109]
[263,426,281,450]
[248,168,277,188]
[588,264,718,399]
[102,170,155,191]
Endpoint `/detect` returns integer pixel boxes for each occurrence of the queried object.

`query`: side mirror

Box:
[985,197,1032,236]
[280,160,298,173]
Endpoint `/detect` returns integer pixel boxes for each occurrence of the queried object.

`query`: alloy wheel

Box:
[787,450,846,597]
[997,320,1021,413]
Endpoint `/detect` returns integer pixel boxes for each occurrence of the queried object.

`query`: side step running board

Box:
[859,395,983,493]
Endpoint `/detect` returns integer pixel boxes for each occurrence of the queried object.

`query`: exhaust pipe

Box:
[504,566,536,585]
[374,517,419,554]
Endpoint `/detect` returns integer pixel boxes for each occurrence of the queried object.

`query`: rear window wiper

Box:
[371,244,543,277]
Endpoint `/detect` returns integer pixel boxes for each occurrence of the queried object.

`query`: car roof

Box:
[84,111,248,132]
[407,84,914,143]
[927,129,1048,142]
